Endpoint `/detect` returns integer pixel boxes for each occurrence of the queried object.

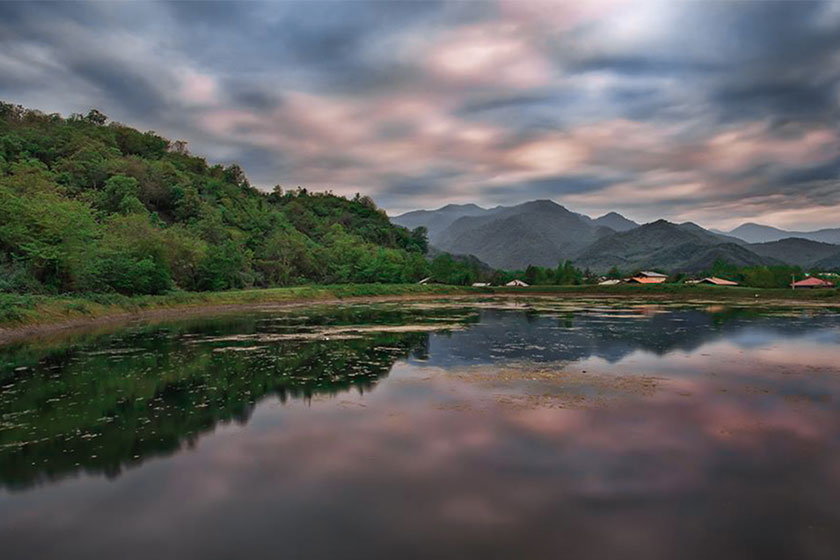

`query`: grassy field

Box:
[1,283,838,333]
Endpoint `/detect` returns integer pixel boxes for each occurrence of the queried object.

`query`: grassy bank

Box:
[1,282,837,335]
[0,284,478,329]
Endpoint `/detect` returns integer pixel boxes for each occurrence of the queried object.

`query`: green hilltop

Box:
[0,102,485,295]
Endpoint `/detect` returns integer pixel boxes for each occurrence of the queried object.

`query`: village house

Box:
[627,271,668,284]
[791,277,835,289]
[697,277,739,286]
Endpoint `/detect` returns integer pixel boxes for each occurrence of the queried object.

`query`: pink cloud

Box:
[179,70,218,106]
[424,23,554,89]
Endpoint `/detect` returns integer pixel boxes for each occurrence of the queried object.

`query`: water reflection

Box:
[413,304,840,366]
[0,305,458,489]
[2,300,840,559]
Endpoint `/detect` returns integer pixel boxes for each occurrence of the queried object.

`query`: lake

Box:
[2,298,840,559]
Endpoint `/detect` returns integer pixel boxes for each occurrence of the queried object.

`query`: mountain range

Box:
[431,200,615,269]
[721,223,840,244]
[391,201,840,272]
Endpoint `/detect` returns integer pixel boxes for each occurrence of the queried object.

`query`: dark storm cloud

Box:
[68,57,169,115]
[1,0,839,228]
[776,158,840,187]
[481,174,617,203]
[381,168,467,196]
[457,94,559,116]
[713,80,840,122]
[520,175,616,197]
[225,85,284,112]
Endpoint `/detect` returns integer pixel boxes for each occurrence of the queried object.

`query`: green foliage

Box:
[555,261,583,285]
[100,174,145,215]
[0,101,431,295]
[492,260,587,286]
[705,259,803,288]
[430,254,477,285]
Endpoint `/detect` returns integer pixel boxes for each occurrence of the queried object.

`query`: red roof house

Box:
[628,276,667,284]
[791,277,835,289]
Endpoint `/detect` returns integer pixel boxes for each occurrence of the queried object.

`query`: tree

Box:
[101,174,145,215]
[556,261,581,285]
[524,265,539,285]
[85,109,108,125]
[408,226,429,253]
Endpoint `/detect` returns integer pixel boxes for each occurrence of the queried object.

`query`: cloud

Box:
[1,0,839,229]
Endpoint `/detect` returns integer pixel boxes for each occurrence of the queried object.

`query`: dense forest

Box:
[0,102,487,295]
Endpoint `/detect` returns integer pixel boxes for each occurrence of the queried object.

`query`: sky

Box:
[1,0,839,230]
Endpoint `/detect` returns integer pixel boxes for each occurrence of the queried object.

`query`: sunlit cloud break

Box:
[2,0,839,229]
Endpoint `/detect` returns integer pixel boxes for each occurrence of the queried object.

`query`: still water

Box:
[2,298,840,559]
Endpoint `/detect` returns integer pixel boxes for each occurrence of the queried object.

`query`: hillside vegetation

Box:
[748,238,840,268]
[0,102,454,296]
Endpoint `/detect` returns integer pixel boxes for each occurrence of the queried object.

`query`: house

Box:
[791,277,835,289]
[471,282,491,287]
[627,276,666,284]
[697,277,739,286]
[598,279,621,286]
[505,279,529,287]
[626,271,667,284]
[418,277,432,285]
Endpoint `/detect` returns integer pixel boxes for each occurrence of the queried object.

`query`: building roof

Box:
[792,277,835,288]
[506,279,529,287]
[700,276,739,286]
[629,276,667,284]
[638,271,668,278]
[598,279,621,285]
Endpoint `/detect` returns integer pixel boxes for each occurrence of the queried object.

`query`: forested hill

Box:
[0,102,433,295]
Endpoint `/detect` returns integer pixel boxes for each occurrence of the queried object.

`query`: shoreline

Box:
[1,283,838,345]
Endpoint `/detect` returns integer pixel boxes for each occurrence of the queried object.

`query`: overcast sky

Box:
[2,0,839,229]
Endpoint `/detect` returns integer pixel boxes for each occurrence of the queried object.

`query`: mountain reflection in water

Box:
[2,300,840,559]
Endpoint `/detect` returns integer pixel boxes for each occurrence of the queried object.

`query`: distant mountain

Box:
[575,220,779,272]
[727,223,840,244]
[392,200,837,272]
[390,204,491,242]
[813,250,840,271]
[392,202,639,246]
[592,212,638,232]
[748,238,840,268]
[434,200,613,269]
